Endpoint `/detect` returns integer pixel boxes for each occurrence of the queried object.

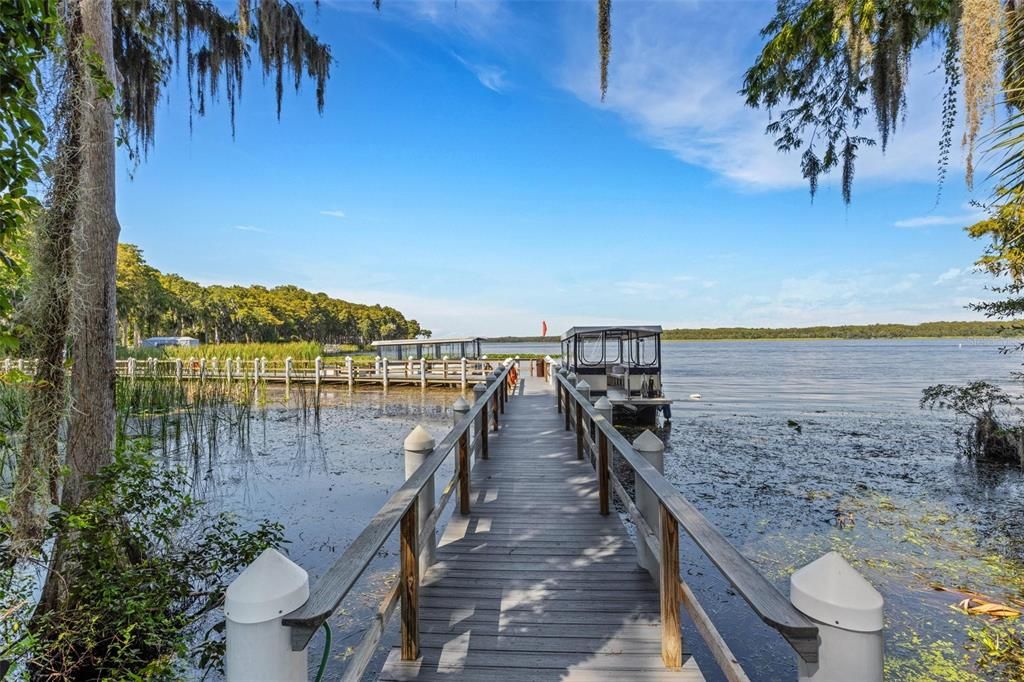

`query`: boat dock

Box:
[5,356,526,390]
[377,374,704,680]
[219,359,866,682]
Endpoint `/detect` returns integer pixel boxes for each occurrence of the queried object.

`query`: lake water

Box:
[201,340,1024,681]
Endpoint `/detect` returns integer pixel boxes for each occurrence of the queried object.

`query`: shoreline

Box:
[486,336,1024,344]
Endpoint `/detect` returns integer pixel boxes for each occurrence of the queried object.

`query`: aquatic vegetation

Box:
[922,382,1023,465]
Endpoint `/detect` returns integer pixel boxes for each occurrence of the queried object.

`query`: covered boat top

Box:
[370,337,484,360]
[560,325,662,341]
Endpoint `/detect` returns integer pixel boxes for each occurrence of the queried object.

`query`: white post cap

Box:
[225,548,309,624]
[566,372,578,385]
[452,396,470,413]
[576,379,591,391]
[791,551,883,632]
[472,382,487,394]
[595,396,613,410]
[633,430,664,453]
[404,424,436,452]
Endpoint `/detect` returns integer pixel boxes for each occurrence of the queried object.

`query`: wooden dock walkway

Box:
[277,361,819,682]
[378,376,703,680]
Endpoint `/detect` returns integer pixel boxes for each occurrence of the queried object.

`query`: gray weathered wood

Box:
[378,376,703,681]
[556,374,819,663]
[282,365,512,650]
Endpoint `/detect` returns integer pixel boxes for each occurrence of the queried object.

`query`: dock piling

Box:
[404,425,437,575]
[633,430,666,583]
[224,548,309,682]
[791,552,884,682]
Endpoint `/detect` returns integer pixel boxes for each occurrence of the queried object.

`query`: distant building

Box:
[371,337,484,360]
[141,336,200,348]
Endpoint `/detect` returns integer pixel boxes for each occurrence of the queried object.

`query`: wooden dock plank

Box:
[377,376,703,681]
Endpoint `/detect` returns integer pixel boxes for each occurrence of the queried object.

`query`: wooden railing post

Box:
[346,356,353,389]
[598,430,610,516]
[659,503,682,669]
[556,378,562,413]
[472,383,488,459]
[400,503,419,661]
[458,430,470,514]
[481,407,489,458]
[564,383,571,432]
[404,426,436,574]
[492,391,500,431]
[575,402,584,460]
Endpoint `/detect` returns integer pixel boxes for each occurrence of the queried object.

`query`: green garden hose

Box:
[313,621,332,682]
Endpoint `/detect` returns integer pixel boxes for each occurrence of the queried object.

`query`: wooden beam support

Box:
[481,408,489,459]
[400,504,419,661]
[660,502,682,669]
[564,386,571,431]
[598,431,610,516]
[458,431,470,515]
[575,402,584,460]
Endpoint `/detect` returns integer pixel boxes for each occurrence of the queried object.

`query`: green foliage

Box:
[0,0,53,271]
[969,621,1024,679]
[921,381,1013,420]
[165,340,323,361]
[116,243,428,345]
[743,0,959,202]
[921,381,1023,462]
[1,444,285,680]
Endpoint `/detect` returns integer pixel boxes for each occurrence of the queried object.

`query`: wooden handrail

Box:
[555,373,819,664]
[282,363,513,651]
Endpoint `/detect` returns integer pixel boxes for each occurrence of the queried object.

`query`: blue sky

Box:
[117,0,996,337]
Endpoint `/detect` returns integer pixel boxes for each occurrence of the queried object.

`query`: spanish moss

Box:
[961,0,1003,188]
[598,0,611,101]
[112,0,332,161]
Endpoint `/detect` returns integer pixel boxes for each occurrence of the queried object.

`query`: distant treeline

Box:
[117,244,429,347]
[489,321,1020,343]
[661,321,1018,340]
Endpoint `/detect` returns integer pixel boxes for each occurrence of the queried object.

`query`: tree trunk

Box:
[12,26,83,549]
[62,0,119,510]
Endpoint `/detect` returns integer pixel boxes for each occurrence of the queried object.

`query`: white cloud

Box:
[558,2,966,193]
[233,225,267,233]
[320,209,346,219]
[893,212,984,228]
[934,267,963,285]
[452,52,507,92]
